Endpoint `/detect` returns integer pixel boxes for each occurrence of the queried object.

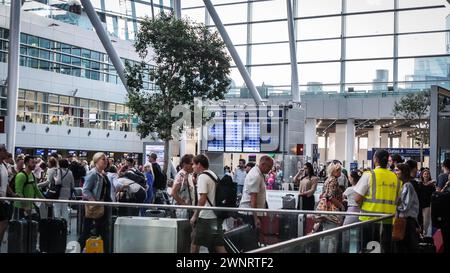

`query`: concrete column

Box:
[346,119,355,170]
[367,125,381,151]
[304,118,317,161]
[400,131,409,148]
[380,133,389,148]
[179,131,187,157]
[328,133,336,161]
[335,124,346,162]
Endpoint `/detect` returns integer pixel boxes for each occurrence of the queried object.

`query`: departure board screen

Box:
[225,120,242,152]
[207,123,225,152]
[243,122,260,152]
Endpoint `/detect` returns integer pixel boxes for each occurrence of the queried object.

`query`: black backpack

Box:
[201,172,237,220]
[123,169,147,188]
[152,163,167,190]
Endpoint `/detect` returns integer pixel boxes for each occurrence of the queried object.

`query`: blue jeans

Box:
[237,185,244,195]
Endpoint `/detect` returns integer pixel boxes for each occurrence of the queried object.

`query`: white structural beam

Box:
[6,0,23,156]
[346,118,355,170]
[80,0,129,93]
[286,0,300,103]
[202,0,263,105]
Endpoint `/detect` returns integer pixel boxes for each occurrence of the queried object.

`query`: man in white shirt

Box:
[239,155,274,229]
[234,159,247,195]
[0,145,10,249]
[190,154,226,253]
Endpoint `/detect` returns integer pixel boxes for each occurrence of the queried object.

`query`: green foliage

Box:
[125,12,231,141]
[392,91,430,121]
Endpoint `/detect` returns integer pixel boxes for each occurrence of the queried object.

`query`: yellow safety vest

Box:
[359,168,401,223]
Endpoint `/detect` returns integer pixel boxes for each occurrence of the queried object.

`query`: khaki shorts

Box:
[192,218,224,248]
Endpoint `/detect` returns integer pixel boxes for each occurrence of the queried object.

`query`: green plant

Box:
[392,91,430,167]
[126,12,231,172]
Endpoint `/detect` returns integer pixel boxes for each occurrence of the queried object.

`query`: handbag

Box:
[85,204,105,219]
[85,175,107,219]
[392,216,407,241]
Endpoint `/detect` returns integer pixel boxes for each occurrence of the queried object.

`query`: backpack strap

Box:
[200,172,218,207]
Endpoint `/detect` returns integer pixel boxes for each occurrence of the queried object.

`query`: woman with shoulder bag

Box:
[315,163,344,253]
[53,159,74,225]
[78,152,112,253]
[393,164,420,253]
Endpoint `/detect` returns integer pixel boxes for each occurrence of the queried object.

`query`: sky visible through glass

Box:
[180,0,450,93]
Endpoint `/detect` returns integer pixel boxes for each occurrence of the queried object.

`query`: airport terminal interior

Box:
[0,0,449,254]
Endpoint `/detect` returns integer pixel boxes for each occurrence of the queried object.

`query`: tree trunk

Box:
[163,138,170,175]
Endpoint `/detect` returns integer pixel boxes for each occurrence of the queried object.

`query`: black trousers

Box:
[78,207,111,253]
[362,223,393,253]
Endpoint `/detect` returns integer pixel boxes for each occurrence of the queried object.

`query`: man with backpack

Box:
[190,154,227,253]
[239,156,274,229]
[13,155,45,218]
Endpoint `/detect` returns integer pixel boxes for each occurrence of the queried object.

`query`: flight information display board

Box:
[225,120,242,152]
[207,123,225,152]
[243,122,260,152]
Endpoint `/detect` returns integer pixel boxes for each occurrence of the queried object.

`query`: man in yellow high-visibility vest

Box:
[355,149,402,253]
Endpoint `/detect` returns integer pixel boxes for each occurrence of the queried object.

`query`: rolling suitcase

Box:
[114,217,191,253]
[144,209,167,218]
[39,206,68,253]
[279,213,298,241]
[85,236,104,253]
[282,194,296,209]
[7,209,38,253]
[224,224,259,253]
[259,215,280,245]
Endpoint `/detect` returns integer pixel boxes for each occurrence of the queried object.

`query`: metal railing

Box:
[247,214,393,253]
[0,197,388,217]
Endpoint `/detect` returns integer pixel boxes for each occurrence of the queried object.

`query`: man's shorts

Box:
[0,202,11,221]
[192,218,224,248]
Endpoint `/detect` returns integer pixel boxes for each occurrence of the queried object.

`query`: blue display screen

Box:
[207,123,224,152]
[243,121,260,153]
[36,149,45,156]
[225,120,242,152]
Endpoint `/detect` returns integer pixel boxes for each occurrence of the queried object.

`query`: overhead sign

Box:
[367,148,430,160]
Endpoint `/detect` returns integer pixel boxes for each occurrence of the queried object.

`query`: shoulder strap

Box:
[61,169,69,181]
[201,171,218,183]
[200,172,217,207]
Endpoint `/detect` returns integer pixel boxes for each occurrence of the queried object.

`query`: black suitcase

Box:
[8,210,38,253]
[279,214,298,241]
[144,209,167,218]
[223,224,259,253]
[39,207,68,253]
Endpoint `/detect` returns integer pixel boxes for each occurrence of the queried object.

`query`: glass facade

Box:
[0,27,154,90]
[182,0,450,96]
[13,0,173,41]
[0,86,137,132]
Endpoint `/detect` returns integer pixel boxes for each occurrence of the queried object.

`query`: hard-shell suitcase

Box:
[7,216,38,253]
[224,224,259,253]
[39,218,67,253]
[39,207,67,253]
[279,213,298,240]
[85,236,104,253]
[114,217,191,253]
[282,194,296,209]
[260,214,280,235]
[144,209,167,218]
